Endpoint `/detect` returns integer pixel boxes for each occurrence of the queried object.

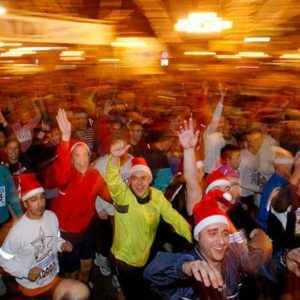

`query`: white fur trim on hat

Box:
[129,165,152,180]
[22,187,45,201]
[205,179,231,194]
[274,158,294,165]
[70,142,90,154]
[194,215,229,238]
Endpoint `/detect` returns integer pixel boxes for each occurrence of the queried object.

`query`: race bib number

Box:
[17,129,32,143]
[0,186,6,208]
[36,253,59,286]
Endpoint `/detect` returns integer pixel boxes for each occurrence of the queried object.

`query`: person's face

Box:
[109,123,121,137]
[24,192,46,219]
[74,113,88,130]
[0,132,6,147]
[129,125,143,143]
[5,141,20,163]
[71,145,89,174]
[129,170,151,197]
[197,222,229,265]
[227,151,241,170]
[20,110,31,125]
[49,128,61,145]
[247,132,263,154]
[169,115,183,132]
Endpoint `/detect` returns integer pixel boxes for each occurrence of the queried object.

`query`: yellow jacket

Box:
[105,157,192,267]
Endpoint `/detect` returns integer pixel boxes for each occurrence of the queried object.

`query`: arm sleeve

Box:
[104,156,130,205]
[144,252,195,299]
[52,141,72,187]
[160,195,192,243]
[0,234,30,279]
[96,174,112,203]
[6,171,23,217]
[205,101,224,134]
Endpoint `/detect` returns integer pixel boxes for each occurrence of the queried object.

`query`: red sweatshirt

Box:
[50,141,111,233]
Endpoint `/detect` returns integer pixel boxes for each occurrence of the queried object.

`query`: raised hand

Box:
[56,108,71,142]
[110,140,130,159]
[177,117,199,150]
[182,260,223,291]
[218,83,228,102]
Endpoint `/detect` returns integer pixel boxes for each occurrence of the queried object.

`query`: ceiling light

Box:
[215,54,240,59]
[175,12,232,33]
[111,38,146,47]
[238,52,269,58]
[0,7,6,15]
[244,37,271,43]
[280,54,300,59]
[99,58,120,62]
[0,42,23,47]
[184,51,216,56]
[60,51,84,57]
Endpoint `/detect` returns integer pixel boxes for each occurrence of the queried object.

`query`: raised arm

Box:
[178,117,202,215]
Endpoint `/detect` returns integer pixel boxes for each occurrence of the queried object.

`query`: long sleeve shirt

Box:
[0,211,64,290]
[0,165,23,224]
[50,141,111,233]
[204,101,225,174]
[105,156,192,267]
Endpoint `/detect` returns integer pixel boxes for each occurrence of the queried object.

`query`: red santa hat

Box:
[205,170,231,194]
[19,173,44,202]
[70,139,90,154]
[193,194,229,238]
[205,189,233,208]
[129,157,152,180]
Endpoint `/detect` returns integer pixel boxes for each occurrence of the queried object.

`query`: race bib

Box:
[0,186,6,208]
[17,129,32,143]
[36,253,59,286]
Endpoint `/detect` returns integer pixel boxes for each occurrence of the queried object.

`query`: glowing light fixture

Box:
[175,12,232,33]
[111,38,146,47]
[99,58,120,62]
[280,54,300,59]
[17,46,68,51]
[215,54,240,59]
[244,37,271,43]
[238,52,269,58]
[0,42,23,47]
[60,51,84,57]
[60,57,85,61]
[184,51,216,56]
[0,7,6,15]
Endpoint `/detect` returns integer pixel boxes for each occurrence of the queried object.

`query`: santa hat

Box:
[205,189,233,208]
[70,139,90,154]
[193,195,229,238]
[19,173,44,201]
[205,171,231,194]
[129,157,152,180]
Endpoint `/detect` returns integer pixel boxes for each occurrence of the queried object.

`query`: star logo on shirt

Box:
[31,227,53,262]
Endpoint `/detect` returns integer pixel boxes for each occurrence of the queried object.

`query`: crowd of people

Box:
[0,81,300,300]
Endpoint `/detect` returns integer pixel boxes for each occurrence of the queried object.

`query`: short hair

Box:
[5,135,19,148]
[246,127,264,136]
[128,121,143,130]
[220,144,241,160]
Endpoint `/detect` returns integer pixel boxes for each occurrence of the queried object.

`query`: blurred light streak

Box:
[215,54,241,59]
[235,65,260,69]
[60,57,85,61]
[55,65,77,70]
[17,46,68,51]
[244,37,271,42]
[99,58,120,62]
[238,52,269,57]
[0,42,22,47]
[60,51,84,57]
[111,38,146,47]
[184,51,216,56]
[0,7,6,15]
[280,54,300,59]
